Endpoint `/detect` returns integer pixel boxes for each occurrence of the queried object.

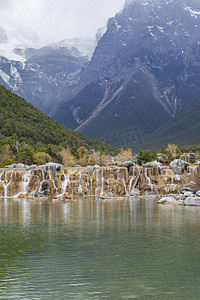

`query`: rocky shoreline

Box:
[0,159,200,206]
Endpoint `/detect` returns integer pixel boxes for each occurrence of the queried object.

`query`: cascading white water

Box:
[189,166,198,173]
[188,166,198,181]
[95,169,101,196]
[38,170,46,194]
[60,169,74,196]
[100,169,104,197]
[95,169,104,197]
[3,171,13,198]
[0,171,3,182]
[122,178,128,196]
[21,171,31,194]
[90,177,93,195]
[128,167,136,193]
[14,170,32,198]
[144,168,153,192]
[86,175,90,195]
[48,170,57,193]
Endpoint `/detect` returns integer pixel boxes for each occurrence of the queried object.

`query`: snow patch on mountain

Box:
[0,26,40,62]
[0,69,10,86]
[185,6,200,18]
[51,37,96,59]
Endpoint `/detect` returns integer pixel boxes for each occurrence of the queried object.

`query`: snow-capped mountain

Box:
[51,37,96,59]
[53,0,200,147]
[0,26,95,114]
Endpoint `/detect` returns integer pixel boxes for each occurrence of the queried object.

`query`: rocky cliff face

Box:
[53,0,200,147]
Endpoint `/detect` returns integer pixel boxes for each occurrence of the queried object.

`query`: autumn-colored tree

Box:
[59,148,76,167]
[118,148,133,163]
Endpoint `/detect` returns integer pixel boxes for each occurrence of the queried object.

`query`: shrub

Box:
[137,148,157,165]
[33,152,52,165]
[0,157,13,168]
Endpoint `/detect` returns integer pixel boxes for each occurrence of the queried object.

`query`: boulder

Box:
[180,187,193,194]
[37,162,63,177]
[162,175,172,185]
[118,161,135,171]
[45,162,63,176]
[102,192,121,198]
[5,163,28,169]
[169,159,189,175]
[183,192,195,198]
[175,194,184,201]
[143,161,163,172]
[42,180,49,191]
[196,191,200,197]
[28,191,37,198]
[88,165,100,175]
[175,174,183,184]
[130,188,140,196]
[158,196,177,204]
[183,197,200,206]
[26,165,37,170]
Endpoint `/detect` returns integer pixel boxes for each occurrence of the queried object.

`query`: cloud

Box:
[0,0,125,45]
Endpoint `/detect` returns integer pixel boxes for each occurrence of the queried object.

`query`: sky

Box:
[0,0,125,45]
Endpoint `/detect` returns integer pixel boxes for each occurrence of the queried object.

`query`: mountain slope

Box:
[53,0,200,147]
[131,104,200,150]
[0,85,119,155]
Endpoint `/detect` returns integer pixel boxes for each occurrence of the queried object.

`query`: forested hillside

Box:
[0,85,119,166]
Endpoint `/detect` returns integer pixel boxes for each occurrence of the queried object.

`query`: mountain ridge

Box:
[53,0,200,147]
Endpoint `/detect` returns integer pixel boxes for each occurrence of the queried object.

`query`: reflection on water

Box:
[0,197,200,299]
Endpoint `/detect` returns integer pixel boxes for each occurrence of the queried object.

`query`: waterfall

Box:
[95,169,104,197]
[100,169,104,197]
[188,166,198,181]
[14,170,32,198]
[21,171,31,194]
[3,171,13,198]
[95,169,101,196]
[144,168,153,191]
[48,170,58,193]
[38,170,45,194]
[128,167,135,193]
[189,166,198,173]
[0,171,3,182]
[60,169,74,196]
[122,178,128,196]
[86,175,90,195]
[90,177,93,195]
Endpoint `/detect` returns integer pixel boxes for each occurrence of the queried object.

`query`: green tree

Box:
[33,152,52,165]
[137,149,157,165]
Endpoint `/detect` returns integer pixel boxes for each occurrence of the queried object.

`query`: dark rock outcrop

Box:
[170,159,189,175]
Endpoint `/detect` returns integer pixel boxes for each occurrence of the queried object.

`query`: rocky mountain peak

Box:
[53,0,200,148]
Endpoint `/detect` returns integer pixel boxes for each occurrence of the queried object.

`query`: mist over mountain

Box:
[53,0,200,147]
[0,25,97,114]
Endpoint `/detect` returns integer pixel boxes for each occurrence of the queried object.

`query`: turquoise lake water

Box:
[0,197,200,299]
